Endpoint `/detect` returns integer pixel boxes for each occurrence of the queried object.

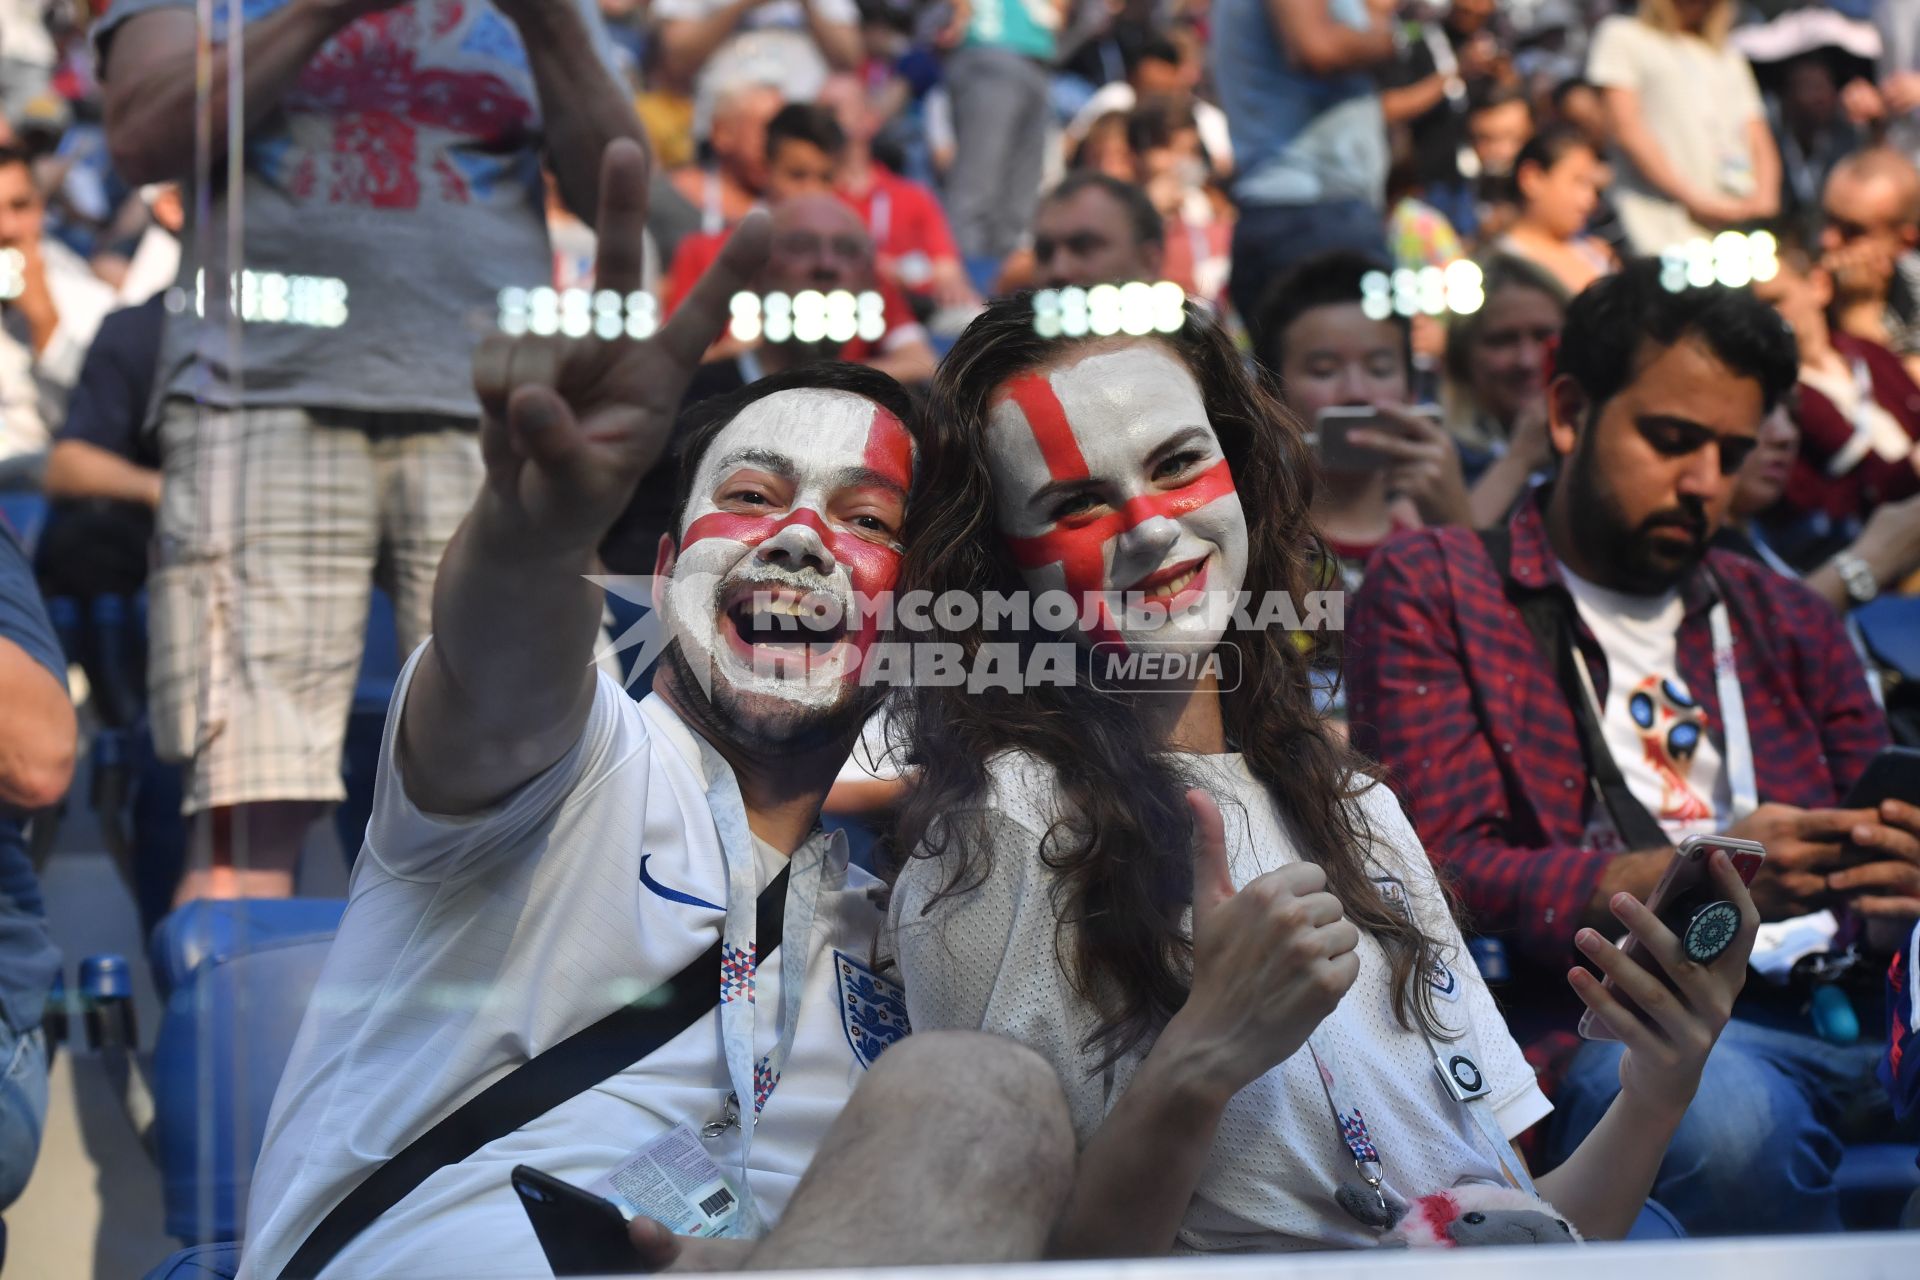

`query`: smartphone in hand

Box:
[1309,405,1440,472]
[512,1164,645,1276]
[1840,746,1920,812]
[1577,834,1765,1042]
[1310,406,1398,472]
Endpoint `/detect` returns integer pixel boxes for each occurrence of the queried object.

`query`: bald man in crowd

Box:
[681,195,935,405]
[1822,147,1920,385]
[670,81,784,235]
[617,194,934,589]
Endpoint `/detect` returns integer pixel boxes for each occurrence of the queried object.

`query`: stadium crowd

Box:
[0,0,1918,1273]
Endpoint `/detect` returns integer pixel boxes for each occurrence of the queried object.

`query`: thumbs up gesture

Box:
[1170,790,1363,1099]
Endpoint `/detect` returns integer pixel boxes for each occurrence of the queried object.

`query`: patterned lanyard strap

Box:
[1308,1015,1537,1230]
[1309,878,1539,1230]
[1706,599,1757,822]
[696,736,831,1219]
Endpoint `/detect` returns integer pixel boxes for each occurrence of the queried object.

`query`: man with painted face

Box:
[238,140,1072,1280]
[1349,260,1920,1236]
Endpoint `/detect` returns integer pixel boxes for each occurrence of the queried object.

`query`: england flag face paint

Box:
[661,388,912,739]
[984,342,1248,654]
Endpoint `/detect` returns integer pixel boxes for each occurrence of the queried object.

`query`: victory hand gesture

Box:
[471,138,769,557]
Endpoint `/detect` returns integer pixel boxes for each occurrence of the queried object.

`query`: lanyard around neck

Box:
[1826,357,1880,478]
[694,733,831,1220]
[1306,988,1537,1224]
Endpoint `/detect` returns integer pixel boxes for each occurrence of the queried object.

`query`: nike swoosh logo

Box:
[639,854,724,911]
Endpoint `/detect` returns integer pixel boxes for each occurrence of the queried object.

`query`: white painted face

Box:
[984,343,1249,655]
[657,388,912,744]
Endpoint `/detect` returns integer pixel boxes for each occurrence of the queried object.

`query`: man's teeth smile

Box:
[726,592,846,645]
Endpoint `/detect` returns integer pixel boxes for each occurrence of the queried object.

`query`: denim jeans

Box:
[0,1022,47,1209]
[1228,199,1387,353]
[1544,1012,1902,1235]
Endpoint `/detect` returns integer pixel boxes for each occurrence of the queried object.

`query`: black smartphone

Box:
[511,1164,643,1276]
[1841,746,1920,811]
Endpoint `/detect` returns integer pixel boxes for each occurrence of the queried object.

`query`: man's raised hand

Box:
[471,138,769,557]
[1167,790,1361,1101]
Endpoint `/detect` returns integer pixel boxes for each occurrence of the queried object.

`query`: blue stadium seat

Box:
[0,490,47,550]
[148,899,347,1244]
[148,899,349,1002]
[143,1242,241,1280]
[1855,593,1920,682]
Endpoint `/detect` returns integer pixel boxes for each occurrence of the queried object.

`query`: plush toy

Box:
[1380,1183,1582,1248]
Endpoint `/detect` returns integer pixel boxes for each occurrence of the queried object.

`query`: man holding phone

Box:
[1350,261,1920,1236]
[238,141,1073,1280]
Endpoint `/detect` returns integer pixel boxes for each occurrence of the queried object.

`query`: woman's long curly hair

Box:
[887,294,1454,1066]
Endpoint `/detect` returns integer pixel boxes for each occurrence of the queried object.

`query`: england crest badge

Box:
[835,951,910,1068]
[1371,874,1412,922]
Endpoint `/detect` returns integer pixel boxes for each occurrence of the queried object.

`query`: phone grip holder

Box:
[1682,900,1740,964]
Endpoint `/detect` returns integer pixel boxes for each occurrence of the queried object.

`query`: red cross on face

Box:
[680,395,912,635]
[665,390,913,707]
[985,345,1248,652]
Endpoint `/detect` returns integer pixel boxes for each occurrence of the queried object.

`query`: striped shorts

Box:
[147,400,483,815]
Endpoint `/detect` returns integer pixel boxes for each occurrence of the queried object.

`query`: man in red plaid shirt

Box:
[1350,260,1920,1235]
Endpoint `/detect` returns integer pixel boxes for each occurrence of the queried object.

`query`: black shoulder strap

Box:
[1474,528,1669,851]
[280,863,792,1280]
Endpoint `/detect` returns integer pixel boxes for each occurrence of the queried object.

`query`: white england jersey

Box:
[241,646,904,1279]
[888,753,1551,1252]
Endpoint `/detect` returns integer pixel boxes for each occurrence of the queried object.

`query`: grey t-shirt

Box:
[96,0,615,419]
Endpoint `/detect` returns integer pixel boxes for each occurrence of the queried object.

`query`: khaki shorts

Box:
[147,401,482,815]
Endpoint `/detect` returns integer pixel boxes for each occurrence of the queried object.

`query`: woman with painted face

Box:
[881,294,1759,1255]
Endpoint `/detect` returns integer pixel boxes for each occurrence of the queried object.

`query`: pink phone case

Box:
[1576,835,1765,1042]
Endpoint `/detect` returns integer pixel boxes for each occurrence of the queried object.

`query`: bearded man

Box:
[1348,259,1920,1237]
